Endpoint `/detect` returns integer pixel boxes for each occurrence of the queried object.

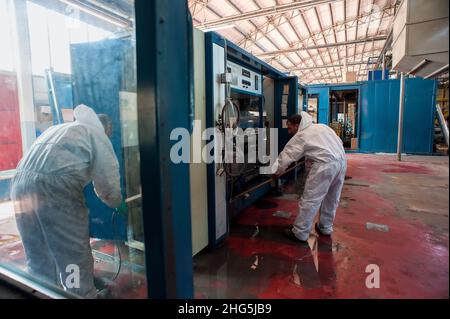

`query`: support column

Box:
[397,72,405,161]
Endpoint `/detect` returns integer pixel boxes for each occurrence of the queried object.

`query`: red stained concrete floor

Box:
[0,154,448,299]
[194,154,449,299]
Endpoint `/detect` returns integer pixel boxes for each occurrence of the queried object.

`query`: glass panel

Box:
[0,0,146,298]
[231,91,261,129]
[0,2,15,72]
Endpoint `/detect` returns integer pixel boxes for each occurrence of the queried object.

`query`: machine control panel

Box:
[227,61,262,95]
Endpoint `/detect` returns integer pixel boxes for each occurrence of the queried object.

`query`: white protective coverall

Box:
[11,104,122,298]
[272,111,347,241]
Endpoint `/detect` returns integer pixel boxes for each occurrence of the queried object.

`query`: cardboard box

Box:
[343,71,357,83]
[330,121,343,137]
[351,138,359,150]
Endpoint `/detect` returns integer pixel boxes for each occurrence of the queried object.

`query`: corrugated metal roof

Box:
[189,0,399,84]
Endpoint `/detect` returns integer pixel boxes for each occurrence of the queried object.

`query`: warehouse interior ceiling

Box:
[189,0,399,84]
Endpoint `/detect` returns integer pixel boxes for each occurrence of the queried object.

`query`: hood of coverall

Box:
[73,104,104,132]
[298,111,313,131]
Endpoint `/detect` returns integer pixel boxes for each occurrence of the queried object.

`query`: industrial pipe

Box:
[125,193,142,204]
[407,59,430,75]
[257,36,388,57]
[424,64,449,79]
[436,104,449,146]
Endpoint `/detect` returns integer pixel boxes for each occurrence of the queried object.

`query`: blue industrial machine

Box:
[204,32,300,247]
[306,77,437,153]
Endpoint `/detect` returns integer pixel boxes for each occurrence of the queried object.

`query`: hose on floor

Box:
[94,209,122,297]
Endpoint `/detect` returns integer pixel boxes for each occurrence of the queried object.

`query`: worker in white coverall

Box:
[11,104,123,298]
[272,111,347,243]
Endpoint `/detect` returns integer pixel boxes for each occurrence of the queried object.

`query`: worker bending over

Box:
[272,111,347,243]
[11,104,123,298]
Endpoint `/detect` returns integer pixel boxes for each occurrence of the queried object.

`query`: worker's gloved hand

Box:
[115,201,128,215]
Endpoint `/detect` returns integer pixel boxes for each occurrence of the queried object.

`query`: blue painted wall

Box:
[360,78,436,154]
[307,86,329,124]
[403,78,436,154]
[71,39,131,240]
[360,80,400,152]
[368,69,390,81]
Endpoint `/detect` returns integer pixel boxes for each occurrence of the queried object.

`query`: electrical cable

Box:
[110,210,122,282]
[94,209,122,297]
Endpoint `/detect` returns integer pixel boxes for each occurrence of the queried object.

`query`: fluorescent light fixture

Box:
[58,0,130,28]
[200,24,237,32]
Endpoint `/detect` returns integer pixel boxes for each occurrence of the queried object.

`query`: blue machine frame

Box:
[204,32,300,248]
[135,0,194,298]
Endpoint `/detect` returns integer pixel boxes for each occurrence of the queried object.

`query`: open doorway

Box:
[307,94,319,123]
[329,90,359,149]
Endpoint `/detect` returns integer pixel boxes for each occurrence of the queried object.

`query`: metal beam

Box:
[314,6,337,78]
[353,0,361,63]
[360,0,375,77]
[299,6,328,79]
[195,0,338,30]
[266,0,310,78]
[344,0,348,59]
[256,36,388,57]
[301,73,368,83]
[193,7,292,71]
[329,2,341,74]
[288,60,373,71]
[237,5,394,49]
[237,0,303,74]
[281,50,381,80]
[225,0,297,70]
